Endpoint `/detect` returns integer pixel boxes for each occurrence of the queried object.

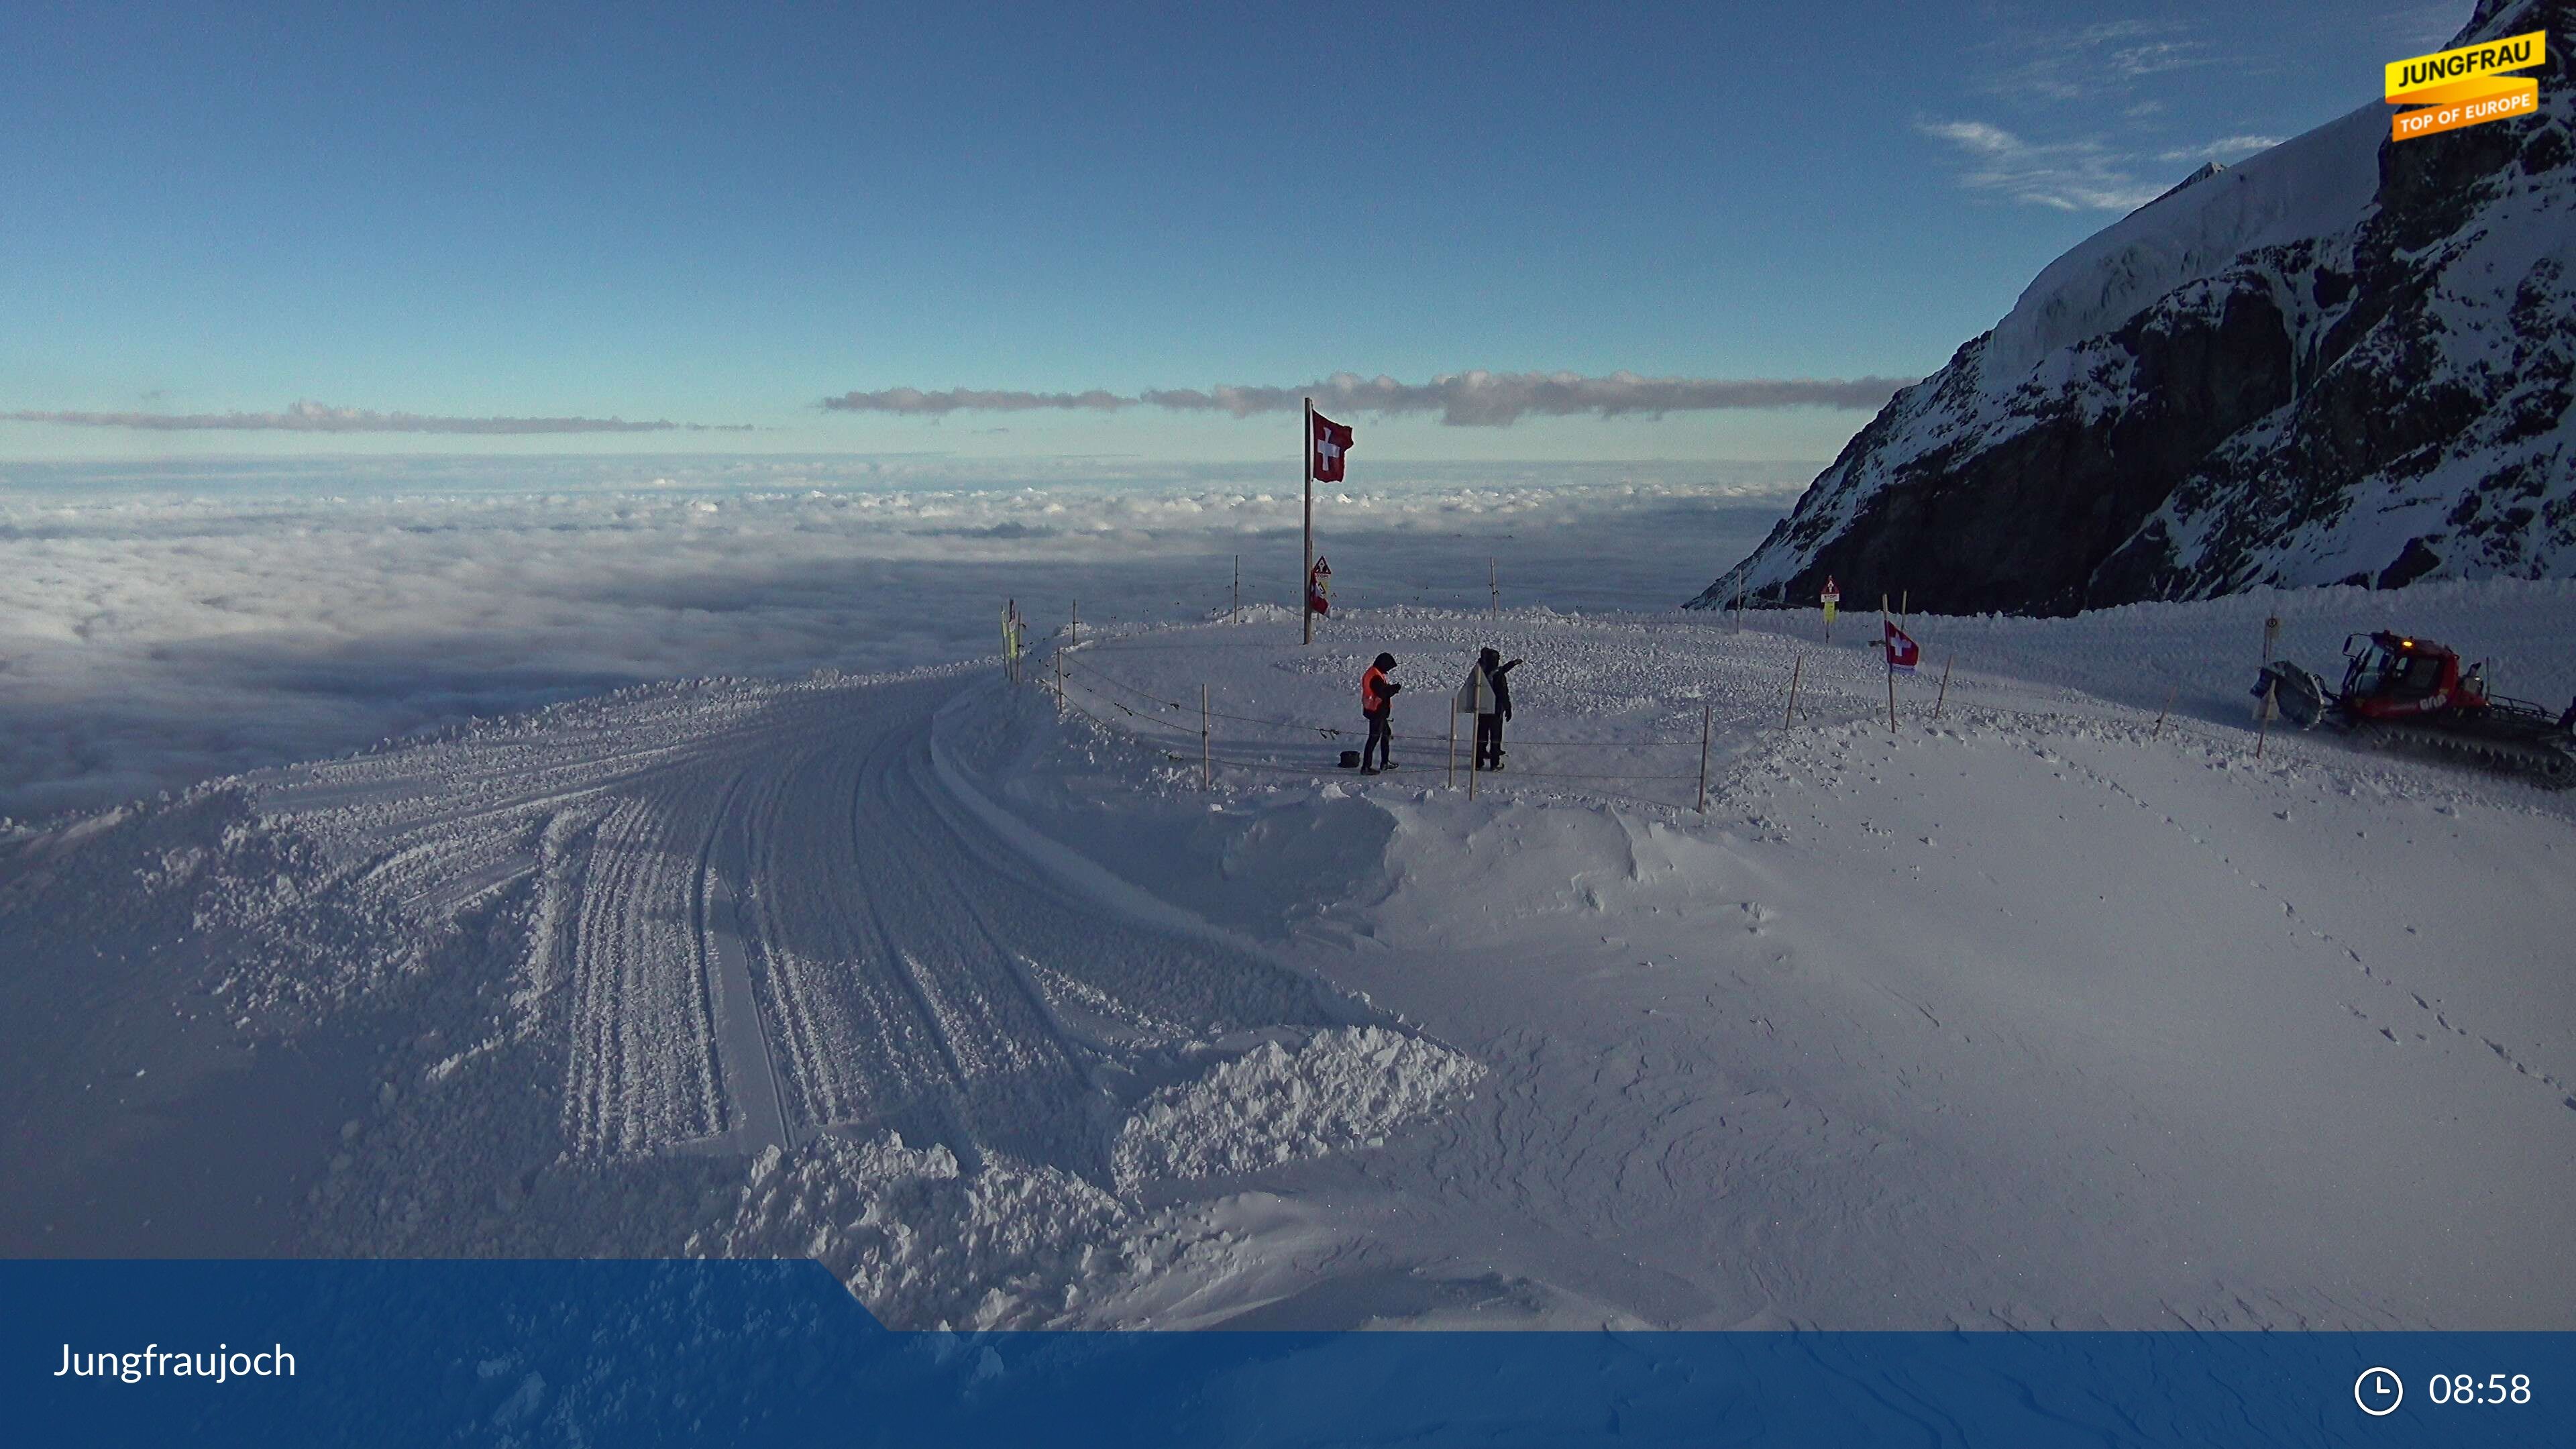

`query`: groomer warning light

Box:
[2386,30,2546,142]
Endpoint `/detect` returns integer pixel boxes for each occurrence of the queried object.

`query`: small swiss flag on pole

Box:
[1310,409,1352,484]
[1884,619,1920,674]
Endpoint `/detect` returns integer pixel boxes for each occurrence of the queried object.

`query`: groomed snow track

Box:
[252,669,1343,1178]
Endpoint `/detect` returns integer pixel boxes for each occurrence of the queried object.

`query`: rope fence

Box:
[1044,644,1725,808]
[1055,647,1694,751]
[1057,680,1707,787]
[1006,602,2346,814]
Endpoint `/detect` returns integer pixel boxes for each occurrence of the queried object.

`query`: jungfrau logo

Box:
[2385,30,2546,142]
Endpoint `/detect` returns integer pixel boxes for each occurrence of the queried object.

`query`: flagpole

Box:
[1301,396,1315,647]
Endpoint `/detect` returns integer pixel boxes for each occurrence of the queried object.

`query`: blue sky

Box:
[0,0,2466,464]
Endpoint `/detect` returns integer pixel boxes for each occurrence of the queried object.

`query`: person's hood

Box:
[1373,653,1397,669]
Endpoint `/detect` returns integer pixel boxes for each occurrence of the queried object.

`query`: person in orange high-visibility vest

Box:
[1359,653,1401,774]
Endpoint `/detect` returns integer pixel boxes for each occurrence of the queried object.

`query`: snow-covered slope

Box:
[0,665,1479,1326]
[1693,0,2576,616]
[934,594,2576,1329]
[11,586,2569,1330]
[1982,109,2385,384]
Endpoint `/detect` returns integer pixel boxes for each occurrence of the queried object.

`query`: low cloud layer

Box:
[0,457,1808,818]
[824,371,1911,427]
[3,400,751,434]
[815,388,1136,417]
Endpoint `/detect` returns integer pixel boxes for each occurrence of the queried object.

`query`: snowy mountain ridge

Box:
[1982,105,2384,384]
[1693,0,2575,616]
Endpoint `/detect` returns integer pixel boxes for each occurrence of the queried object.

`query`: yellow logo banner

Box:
[2385,30,2546,142]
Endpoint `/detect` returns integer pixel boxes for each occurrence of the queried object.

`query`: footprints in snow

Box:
[2075,756,2566,1106]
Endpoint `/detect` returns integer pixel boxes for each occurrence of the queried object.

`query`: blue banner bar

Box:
[9,1260,2566,1446]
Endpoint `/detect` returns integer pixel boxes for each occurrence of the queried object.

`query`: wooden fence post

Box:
[2255,679,2275,759]
[1933,655,1952,720]
[1201,684,1212,789]
[1448,708,1458,789]
[1784,655,1803,728]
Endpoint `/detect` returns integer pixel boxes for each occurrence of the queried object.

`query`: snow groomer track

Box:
[258,667,1354,1169]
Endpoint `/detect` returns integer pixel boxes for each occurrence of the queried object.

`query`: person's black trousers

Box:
[1475,712,1503,768]
[1362,709,1393,769]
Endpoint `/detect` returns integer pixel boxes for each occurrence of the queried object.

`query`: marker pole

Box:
[1697,703,1711,814]
[1884,597,1897,733]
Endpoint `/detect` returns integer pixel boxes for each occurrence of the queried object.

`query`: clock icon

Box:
[2355,1367,2404,1416]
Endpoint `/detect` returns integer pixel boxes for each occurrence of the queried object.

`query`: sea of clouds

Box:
[0,455,1803,818]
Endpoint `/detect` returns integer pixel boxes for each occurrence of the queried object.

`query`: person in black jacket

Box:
[1473,647,1521,771]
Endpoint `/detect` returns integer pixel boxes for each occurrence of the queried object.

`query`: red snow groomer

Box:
[2253,631,2576,789]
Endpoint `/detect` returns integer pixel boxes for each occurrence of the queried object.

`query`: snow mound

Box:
[1112,1027,1483,1193]
[696,1134,1136,1330]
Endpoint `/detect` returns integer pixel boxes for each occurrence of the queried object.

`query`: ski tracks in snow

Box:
[254,671,1368,1191]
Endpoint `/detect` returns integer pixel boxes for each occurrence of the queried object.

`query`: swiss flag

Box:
[1884,621,1919,674]
[1311,410,1353,483]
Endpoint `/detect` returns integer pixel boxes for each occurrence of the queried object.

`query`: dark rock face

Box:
[1694,0,2575,617]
